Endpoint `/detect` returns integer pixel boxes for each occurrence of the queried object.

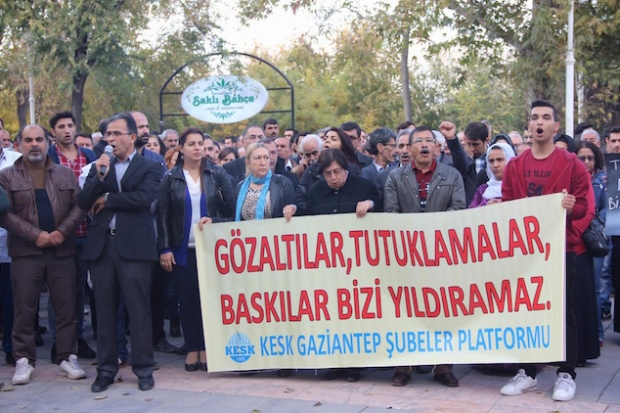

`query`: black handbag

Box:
[582,214,609,257]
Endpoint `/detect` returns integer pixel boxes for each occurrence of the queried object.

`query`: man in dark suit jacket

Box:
[223,124,265,179]
[361,127,397,210]
[79,112,162,393]
[225,128,299,187]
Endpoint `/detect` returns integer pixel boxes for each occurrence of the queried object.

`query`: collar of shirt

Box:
[373,161,384,172]
[119,150,137,164]
[411,158,437,175]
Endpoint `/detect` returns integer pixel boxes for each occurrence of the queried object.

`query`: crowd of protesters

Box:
[0,100,618,402]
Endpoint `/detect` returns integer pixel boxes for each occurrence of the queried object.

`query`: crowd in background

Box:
[0,100,617,402]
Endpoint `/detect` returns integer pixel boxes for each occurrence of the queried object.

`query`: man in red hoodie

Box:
[499,100,592,402]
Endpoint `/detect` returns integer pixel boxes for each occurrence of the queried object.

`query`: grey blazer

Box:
[383,162,466,213]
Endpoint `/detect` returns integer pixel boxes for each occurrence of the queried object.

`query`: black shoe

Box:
[51,343,57,363]
[602,309,612,320]
[170,325,181,338]
[199,362,208,372]
[391,371,411,387]
[433,371,459,387]
[5,352,15,366]
[154,338,178,353]
[77,338,97,359]
[138,376,155,391]
[91,375,114,393]
[35,332,44,347]
[185,362,200,372]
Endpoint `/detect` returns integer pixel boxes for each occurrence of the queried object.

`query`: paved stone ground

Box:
[1,294,620,413]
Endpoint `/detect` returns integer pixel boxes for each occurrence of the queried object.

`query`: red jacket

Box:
[502,148,593,252]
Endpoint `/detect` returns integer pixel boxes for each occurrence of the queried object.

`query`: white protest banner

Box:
[195,194,566,372]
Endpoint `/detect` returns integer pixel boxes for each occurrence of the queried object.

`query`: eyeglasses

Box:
[104,131,133,138]
[412,137,435,144]
[303,150,319,158]
[382,143,397,148]
[578,155,595,162]
[323,168,345,177]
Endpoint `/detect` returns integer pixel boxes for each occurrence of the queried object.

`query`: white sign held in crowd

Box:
[196,195,567,372]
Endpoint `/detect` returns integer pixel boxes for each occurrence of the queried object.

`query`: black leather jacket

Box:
[157,162,235,251]
[295,161,361,215]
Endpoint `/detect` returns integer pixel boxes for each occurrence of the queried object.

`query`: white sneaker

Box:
[552,372,576,401]
[12,357,34,385]
[58,354,86,380]
[500,369,537,395]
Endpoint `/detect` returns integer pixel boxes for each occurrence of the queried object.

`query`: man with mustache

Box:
[0,124,86,385]
[383,126,465,388]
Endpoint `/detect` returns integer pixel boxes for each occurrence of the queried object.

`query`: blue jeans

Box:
[599,244,613,314]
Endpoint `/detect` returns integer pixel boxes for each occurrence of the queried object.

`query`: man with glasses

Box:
[378,128,414,189]
[80,112,162,393]
[361,127,397,210]
[384,126,465,388]
[223,124,266,181]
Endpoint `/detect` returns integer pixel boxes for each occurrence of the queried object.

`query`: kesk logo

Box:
[225,333,255,363]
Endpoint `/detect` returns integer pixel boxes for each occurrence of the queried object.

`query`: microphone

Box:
[99,145,113,176]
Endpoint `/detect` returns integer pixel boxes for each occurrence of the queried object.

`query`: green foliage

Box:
[1,0,620,138]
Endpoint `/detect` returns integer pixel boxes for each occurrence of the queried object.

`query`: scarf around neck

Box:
[235,170,273,221]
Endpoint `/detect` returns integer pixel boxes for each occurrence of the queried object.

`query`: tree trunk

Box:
[72,71,88,131]
[401,45,412,122]
[16,89,28,128]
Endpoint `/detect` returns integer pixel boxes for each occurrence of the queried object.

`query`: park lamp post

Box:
[565,0,575,137]
[23,32,36,125]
